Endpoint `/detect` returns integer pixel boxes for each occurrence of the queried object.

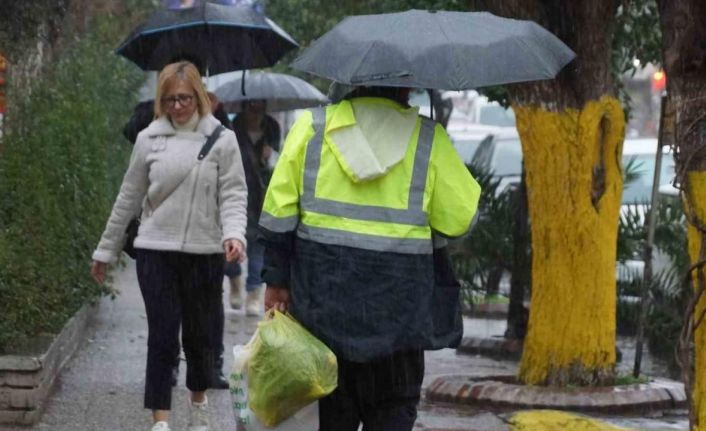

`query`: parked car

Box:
[621,138,675,206]
[462,133,678,292]
[617,138,677,283]
[468,128,522,195]
[449,125,508,165]
[464,94,516,127]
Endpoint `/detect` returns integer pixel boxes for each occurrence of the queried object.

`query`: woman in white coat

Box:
[90,61,248,431]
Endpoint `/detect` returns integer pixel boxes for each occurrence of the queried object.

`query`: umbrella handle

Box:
[241,70,247,96]
[427,89,434,121]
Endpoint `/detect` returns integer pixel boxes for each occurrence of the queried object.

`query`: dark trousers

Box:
[136,249,224,410]
[319,349,424,431]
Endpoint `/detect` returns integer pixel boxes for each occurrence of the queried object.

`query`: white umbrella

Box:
[214,71,329,112]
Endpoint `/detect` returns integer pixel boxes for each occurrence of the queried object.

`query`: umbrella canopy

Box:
[214,71,329,112]
[290,10,575,90]
[117,2,298,75]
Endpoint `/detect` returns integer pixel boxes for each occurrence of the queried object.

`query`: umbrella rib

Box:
[433,13,466,90]
[138,21,270,37]
[349,39,392,83]
[515,35,561,77]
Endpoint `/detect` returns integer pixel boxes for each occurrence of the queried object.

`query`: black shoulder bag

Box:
[123,125,226,258]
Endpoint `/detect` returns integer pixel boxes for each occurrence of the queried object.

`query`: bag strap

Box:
[198,125,225,160]
[137,125,227,220]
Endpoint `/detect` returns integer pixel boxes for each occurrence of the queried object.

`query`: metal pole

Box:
[633,94,667,377]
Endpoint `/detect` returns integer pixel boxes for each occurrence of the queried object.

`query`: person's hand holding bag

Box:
[265,285,289,313]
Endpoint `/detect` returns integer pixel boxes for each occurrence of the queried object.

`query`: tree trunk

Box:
[474,0,623,385]
[657,0,706,428]
[514,96,623,386]
[485,265,503,297]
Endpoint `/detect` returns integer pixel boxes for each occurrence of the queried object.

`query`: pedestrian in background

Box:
[260,84,480,431]
[202,90,233,390]
[228,99,281,315]
[91,61,247,431]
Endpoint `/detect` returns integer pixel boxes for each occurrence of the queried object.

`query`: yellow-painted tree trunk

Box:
[686,172,706,431]
[657,1,706,427]
[515,96,625,386]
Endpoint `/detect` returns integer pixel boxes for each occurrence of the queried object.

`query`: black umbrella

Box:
[214,71,329,112]
[117,2,298,75]
[291,10,575,90]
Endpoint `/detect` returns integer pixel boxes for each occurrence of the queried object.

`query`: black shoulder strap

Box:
[198,125,225,160]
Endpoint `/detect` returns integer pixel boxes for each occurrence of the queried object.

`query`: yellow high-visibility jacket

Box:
[259,97,481,361]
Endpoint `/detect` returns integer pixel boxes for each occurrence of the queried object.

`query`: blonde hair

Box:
[154,61,211,119]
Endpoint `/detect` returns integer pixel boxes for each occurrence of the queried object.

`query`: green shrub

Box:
[616,195,688,372]
[0,20,144,352]
[450,165,514,290]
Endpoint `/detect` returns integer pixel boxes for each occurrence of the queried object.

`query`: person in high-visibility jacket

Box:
[259,85,481,431]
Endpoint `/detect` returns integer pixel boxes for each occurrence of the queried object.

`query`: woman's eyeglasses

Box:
[162,94,195,108]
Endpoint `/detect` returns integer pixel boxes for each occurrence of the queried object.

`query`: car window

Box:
[452,138,482,165]
[479,105,516,127]
[490,138,523,176]
[471,135,495,169]
[622,153,676,204]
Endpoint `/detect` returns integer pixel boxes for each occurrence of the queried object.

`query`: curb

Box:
[426,374,686,414]
[0,301,98,425]
[457,336,523,360]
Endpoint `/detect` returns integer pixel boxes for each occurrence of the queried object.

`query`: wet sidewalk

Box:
[0,260,690,431]
[2,259,240,431]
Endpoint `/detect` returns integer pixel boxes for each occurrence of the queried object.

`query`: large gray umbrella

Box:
[290,10,575,90]
[214,71,329,112]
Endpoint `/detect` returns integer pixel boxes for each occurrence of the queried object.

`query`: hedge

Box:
[0,18,145,352]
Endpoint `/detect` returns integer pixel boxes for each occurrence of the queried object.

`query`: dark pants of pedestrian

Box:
[319,349,424,431]
[136,249,224,410]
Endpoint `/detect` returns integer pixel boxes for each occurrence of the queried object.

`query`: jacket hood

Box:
[326,98,419,183]
[144,113,222,138]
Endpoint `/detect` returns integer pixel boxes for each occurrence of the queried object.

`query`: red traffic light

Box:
[652,70,666,91]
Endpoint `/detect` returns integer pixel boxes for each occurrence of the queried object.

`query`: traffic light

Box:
[652,70,666,92]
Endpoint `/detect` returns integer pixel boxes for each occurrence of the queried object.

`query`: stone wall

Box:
[0,303,97,425]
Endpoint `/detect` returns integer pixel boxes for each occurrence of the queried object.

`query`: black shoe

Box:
[211,370,229,389]
[211,369,229,389]
[210,350,229,389]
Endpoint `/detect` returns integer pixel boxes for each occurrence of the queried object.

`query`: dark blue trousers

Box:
[136,249,224,410]
[318,349,424,431]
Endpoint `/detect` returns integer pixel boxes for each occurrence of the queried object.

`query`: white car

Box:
[467,128,523,195]
[617,138,676,283]
[464,94,516,127]
[621,138,675,206]
[449,125,508,165]
[460,133,676,286]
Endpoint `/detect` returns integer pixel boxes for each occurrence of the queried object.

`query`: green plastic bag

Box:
[248,310,338,427]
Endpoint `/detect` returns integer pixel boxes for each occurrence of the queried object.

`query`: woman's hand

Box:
[264,285,290,312]
[262,144,273,162]
[224,239,246,263]
[91,260,107,284]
